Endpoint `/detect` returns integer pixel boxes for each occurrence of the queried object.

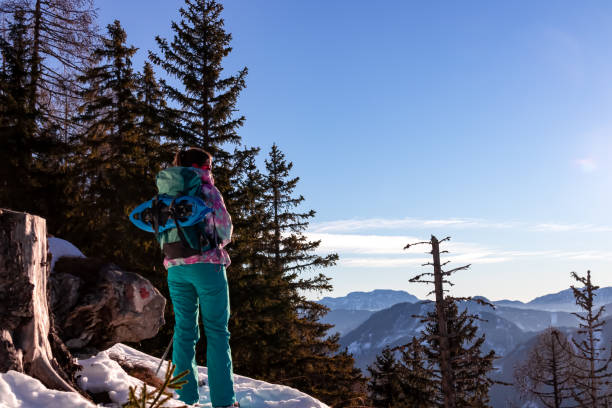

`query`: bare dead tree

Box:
[514,328,579,408]
[570,271,612,407]
[404,235,498,408]
[0,0,97,133]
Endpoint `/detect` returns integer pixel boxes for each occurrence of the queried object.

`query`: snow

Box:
[48,236,85,271]
[0,371,94,408]
[347,341,361,356]
[0,343,329,408]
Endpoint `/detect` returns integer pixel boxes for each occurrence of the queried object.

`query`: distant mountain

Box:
[319,309,375,336]
[526,287,612,312]
[340,301,432,371]
[494,306,578,332]
[327,287,612,406]
[493,299,527,308]
[340,300,535,372]
[492,287,612,313]
[455,298,579,332]
[605,302,612,318]
[318,289,420,311]
[334,294,612,406]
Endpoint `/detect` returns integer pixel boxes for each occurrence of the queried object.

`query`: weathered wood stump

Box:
[0,209,79,393]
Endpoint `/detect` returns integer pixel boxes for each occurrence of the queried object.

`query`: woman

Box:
[160,147,239,407]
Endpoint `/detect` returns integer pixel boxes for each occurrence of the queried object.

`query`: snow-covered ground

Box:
[1,239,328,407]
[0,344,329,408]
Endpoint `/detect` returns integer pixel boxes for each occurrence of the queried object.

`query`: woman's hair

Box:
[173,147,212,167]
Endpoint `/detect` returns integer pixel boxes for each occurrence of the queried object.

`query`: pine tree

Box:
[148,0,247,157]
[137,62,175,165]
[367,347,404,408]
[0,0,96,231]
[420,300,496,407]
[397,337,435,407]
[141,0,249,365]
[369,339,435,407]
[514,328,578,408]
[64,21,167,272]
[0,8,37,212]
[257,144,365,406]
[182,146,276,375]
[570,271,612,407]
[220,147,288,379]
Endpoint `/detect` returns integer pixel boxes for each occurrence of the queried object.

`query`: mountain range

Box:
[317,288,612,407]
[318,289,420,311]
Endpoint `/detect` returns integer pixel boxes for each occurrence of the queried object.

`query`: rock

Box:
[49,272,82,321]
[50,257,166,351]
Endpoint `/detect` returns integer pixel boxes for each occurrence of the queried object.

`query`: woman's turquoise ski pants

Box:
[167,263,236,406]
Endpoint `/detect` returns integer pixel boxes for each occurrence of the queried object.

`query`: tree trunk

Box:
[0,208,79,393]
[432,235,457,408]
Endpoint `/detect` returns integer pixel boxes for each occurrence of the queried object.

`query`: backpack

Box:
[129,167,215,259]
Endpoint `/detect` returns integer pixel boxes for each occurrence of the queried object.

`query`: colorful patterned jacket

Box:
[163,168,233,269]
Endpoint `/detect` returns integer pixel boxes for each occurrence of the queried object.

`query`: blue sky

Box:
[100,1,612,302]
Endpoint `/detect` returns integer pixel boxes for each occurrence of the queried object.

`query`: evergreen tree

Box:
[141,0,249,364]
[368,339,434,407]
[397,337,435,407]
[178,146,280,376]
[0,0,96,231]
[64,20,167,272]
[367,347,404,407]
[148,0,247,157]
[220,147,288,379]
[137,62,174,165]
[514,328,578,408]
[569,271,612,407]
[420,300,496,407]
[0,8,37,212]
[258,144,365,406]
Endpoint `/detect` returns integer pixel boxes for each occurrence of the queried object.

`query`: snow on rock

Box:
[48,236,85,271]
[1,343,329,407]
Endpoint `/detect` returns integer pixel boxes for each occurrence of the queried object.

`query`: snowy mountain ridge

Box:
[317,285,612,315]
[494,287,612,312]
[317,289,420,311]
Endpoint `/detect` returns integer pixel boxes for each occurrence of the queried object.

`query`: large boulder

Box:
[50,257,166,351]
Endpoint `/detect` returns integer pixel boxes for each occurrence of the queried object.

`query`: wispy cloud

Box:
[307,230,612,269]
[311,217,612,234]
[531,223,612,233]
[309,232,495,256]
[310,218,517,233]
[338,255,514,268]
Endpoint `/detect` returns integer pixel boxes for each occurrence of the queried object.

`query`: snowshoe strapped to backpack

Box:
[129,167,215,259]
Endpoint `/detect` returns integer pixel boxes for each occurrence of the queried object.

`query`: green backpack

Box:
[155,167,215,259]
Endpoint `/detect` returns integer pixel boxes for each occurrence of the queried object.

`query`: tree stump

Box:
[0,208,79,393]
